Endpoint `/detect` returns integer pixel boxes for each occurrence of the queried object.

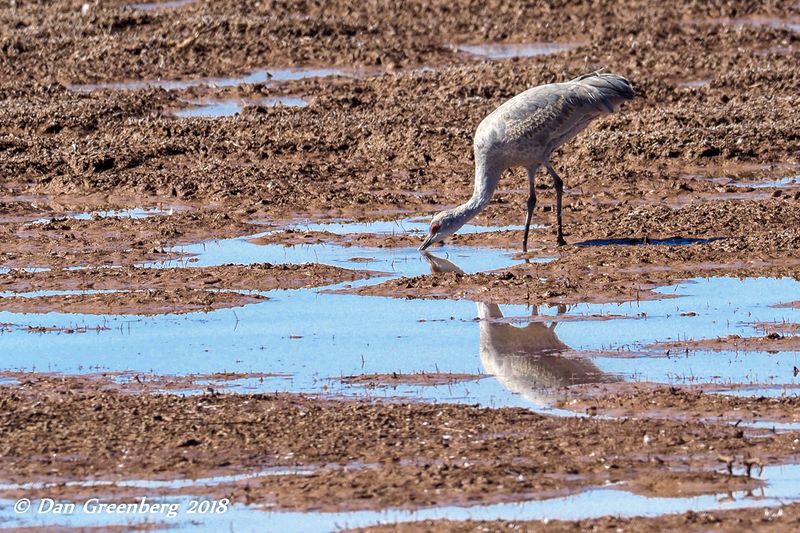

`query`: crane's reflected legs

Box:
[522,164,540,253]
[545,163,567,246]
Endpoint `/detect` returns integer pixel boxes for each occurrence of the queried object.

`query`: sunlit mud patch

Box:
[452,42,587,59]
[0,288,267,316]
[0,465,315,494]
[174,96,308,118]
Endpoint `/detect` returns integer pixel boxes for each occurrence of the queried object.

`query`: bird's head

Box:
[419,209,462,251]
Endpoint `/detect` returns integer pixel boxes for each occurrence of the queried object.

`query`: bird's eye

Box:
[430,223,441,234]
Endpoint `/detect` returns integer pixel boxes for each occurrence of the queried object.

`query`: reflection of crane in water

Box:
[419,72,635,253]
[422,252,614,405]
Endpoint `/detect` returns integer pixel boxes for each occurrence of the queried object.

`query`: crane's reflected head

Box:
[419,209,461,251]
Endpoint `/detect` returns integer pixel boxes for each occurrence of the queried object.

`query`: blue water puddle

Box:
[280,217,529,236]
[69,67,377,93]
[29,207,177,226]
[152,219,529,273]
[0,216,798,406]
[1,241,799,408]
[453,42,587,59]
[174,96,308,118]
[734,175,800,189]
[3,463,800,531]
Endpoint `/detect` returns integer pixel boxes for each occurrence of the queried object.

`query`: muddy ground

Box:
[0,375,794,510]
[1,0,800,530]
[357,505,800,533]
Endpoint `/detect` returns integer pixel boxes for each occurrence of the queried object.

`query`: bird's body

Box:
[419,72,635,252]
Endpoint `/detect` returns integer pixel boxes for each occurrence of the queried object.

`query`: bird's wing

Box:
[505,86,585,144]
[477,85,570,146]
[478,74,633,149]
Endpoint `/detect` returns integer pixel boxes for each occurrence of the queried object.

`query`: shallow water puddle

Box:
[732,175,800,189]
[69,67,377,93]
[29,206,178,225]
[1,217,800,406]
[3,463,799,530]
[453,42,587,59]
[1,235,800,409]
[174,96,308,118]
[279,217,528,236]
[152,218,529,272]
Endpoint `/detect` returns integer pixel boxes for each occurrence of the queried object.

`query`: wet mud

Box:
[1,376,797,513]
[557,382,800,426]
[0,288,265,315]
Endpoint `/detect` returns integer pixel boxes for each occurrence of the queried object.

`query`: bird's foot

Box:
[557,236,567,246]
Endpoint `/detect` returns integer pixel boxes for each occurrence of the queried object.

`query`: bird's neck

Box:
[453,155,502,224]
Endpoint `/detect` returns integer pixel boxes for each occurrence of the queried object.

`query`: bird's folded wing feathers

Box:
[493,74,634,144]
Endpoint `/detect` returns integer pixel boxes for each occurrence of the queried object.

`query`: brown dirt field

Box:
[2,0,800,529]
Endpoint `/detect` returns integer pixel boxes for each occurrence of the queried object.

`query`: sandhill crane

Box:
[419,72,635,252]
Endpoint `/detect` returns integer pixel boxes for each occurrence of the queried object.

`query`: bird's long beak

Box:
[419,233,434,251]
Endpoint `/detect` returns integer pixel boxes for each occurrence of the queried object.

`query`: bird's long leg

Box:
[523,164,540,253]
[544,162,567,246]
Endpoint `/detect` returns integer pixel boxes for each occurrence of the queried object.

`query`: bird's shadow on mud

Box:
[575,236,725,247]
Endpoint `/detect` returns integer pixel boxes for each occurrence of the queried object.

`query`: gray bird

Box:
[419,72,635,252]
